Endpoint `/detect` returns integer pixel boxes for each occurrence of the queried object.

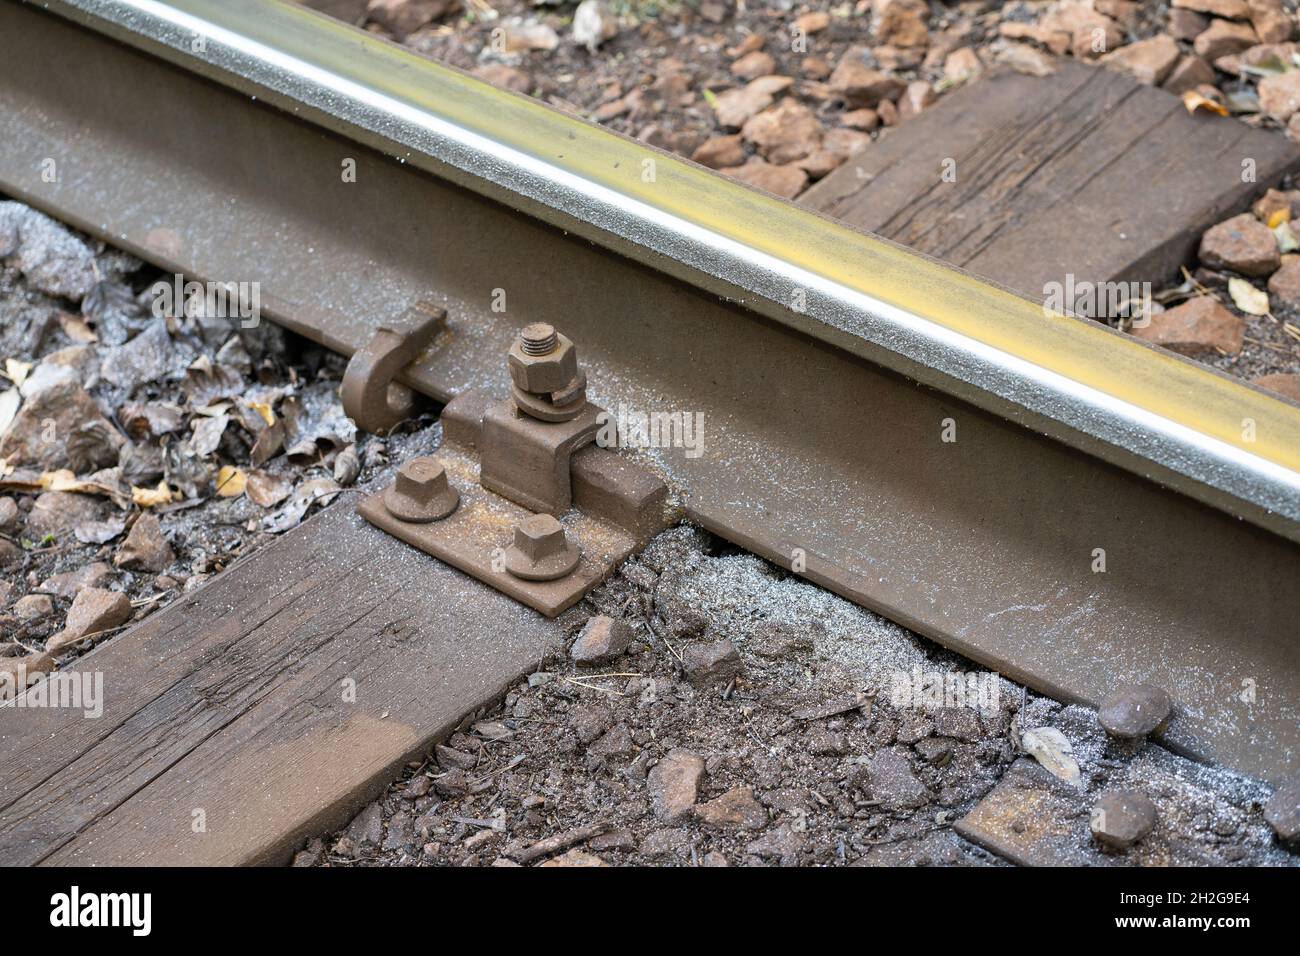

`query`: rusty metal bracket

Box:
[358,402,669,615]
[479,399,601,517]
[341,300,444,434]
[360,325,672,616]
[358,445,646,617]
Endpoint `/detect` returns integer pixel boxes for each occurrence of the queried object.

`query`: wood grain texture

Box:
[0,503,559,865]
[800,61,1300,300]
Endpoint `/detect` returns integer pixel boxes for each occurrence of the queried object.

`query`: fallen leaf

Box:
[245,470,293,508]
[188,413,229,457]
[120,402,186,441]
[248,400,276,427]
[215,465,247,497]
[333,444,360,486]
[0,469,43,493]
[0,387,19,436]
[1021,726,1081,787]
[56,312,98,343]
[1181,90,1228,116]
[27,470,128,506]
[193,402,232,417]
[183,356,243,405]
[1269,208,1292,229]
[40,469,84,491]
[4,358,32,386]
[0,473,125,509]
[132,481,176,507]
[284,437,322,464]
[1228,277,1270,316]
[250,421,286,466]
[74,516,126,544]
[259,477,341,533]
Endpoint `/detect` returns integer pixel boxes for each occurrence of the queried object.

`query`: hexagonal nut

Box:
[514,514,567,560]
[508,332,578,394]
[384,456,459,522]
[503,513,581,581]
[395,458,445,500]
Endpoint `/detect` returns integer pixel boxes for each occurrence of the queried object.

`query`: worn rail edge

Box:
[27,0,1300,542]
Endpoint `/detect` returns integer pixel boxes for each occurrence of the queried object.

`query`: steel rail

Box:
[2,0,1298,782]
[21,0,1300,540]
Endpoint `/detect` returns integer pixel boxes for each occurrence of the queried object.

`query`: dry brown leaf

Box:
[245,470,293,508]
[41,470,114,495]
[259,477,341,533]
[215,465,247,498]
[56,312,98,343]
[1181,90,1228,116]
[189,414,229,457]
[132,481,176,507]
[7,469,132,507]
[41,469,85,491]
[74,516,126,544]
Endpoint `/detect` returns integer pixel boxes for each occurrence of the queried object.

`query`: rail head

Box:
[27,0,1300,541]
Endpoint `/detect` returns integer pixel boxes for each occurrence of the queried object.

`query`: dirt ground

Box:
[298,524,1295,867]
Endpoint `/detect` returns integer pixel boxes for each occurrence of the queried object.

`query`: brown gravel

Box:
[298,526,1298,868]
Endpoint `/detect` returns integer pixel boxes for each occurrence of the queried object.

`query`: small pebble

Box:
[12,593,53,621]
[570,614,633,664]
[1098,683,1171,740]
[0,497,20,534]
[1091,789,1157,850]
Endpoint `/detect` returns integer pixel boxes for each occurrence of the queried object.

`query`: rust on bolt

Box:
[507,324,587,422]
[520,322,559,355]
[383,456,459,523]
[503,513,581,581]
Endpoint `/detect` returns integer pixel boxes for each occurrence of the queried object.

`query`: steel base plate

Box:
[358,447,636,617]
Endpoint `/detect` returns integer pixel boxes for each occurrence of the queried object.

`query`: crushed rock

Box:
[301,528,1300,868]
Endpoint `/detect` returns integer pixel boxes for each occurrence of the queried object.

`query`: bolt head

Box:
[503,512,581,581]
[395,457,448,502]
[385,456,459,522]
[508,331,578,394]
[514,513,567,560]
